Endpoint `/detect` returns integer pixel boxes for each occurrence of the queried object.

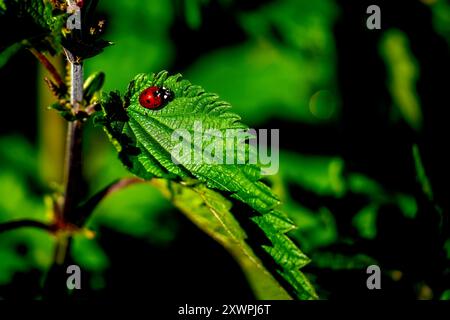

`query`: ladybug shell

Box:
[139,86,163,109]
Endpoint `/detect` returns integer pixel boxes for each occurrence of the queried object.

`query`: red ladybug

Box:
[139,86,174,110]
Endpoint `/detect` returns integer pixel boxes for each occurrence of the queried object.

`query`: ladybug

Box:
[139,86,174,110]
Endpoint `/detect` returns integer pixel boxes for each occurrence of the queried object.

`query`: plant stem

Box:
[44,1,85,298]
[28,47,66,91]
[44,58,84,299]
[61,41,84,224]
[61,119,84,223]
[0,219,55,233]
[73,177,144,226]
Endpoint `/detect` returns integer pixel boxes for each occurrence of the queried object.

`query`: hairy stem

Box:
[44,0,84,299]
[61,3,84,226]
[48,56,84,277]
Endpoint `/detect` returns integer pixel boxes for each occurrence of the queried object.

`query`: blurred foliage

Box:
[85,0,174,92]
[413,144,434,201]
[279,152,345,197]
[0,132,179,291]
[311,252,377,270]
[428,0,450,46]
[83,126,178,245]
[0,136,53,285]
[380,29,422,131]
[186,0,339,125]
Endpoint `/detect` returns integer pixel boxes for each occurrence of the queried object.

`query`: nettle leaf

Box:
[100,71,317,300]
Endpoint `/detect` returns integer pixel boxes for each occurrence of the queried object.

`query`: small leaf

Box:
[83,71,105,102]
[0,42,21,68]
[49,101,77,121]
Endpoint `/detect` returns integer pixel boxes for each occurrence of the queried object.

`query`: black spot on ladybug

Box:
[139,86,174,110]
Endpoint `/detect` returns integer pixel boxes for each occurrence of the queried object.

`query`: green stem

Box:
[43,59,84,298]
[73,177,144,226]
[0,219,55,233]
[61,119,84,223]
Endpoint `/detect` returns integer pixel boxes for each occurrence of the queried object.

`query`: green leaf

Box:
[100,71,317,299]
[0,42,21,68]
[83,71,105,103]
